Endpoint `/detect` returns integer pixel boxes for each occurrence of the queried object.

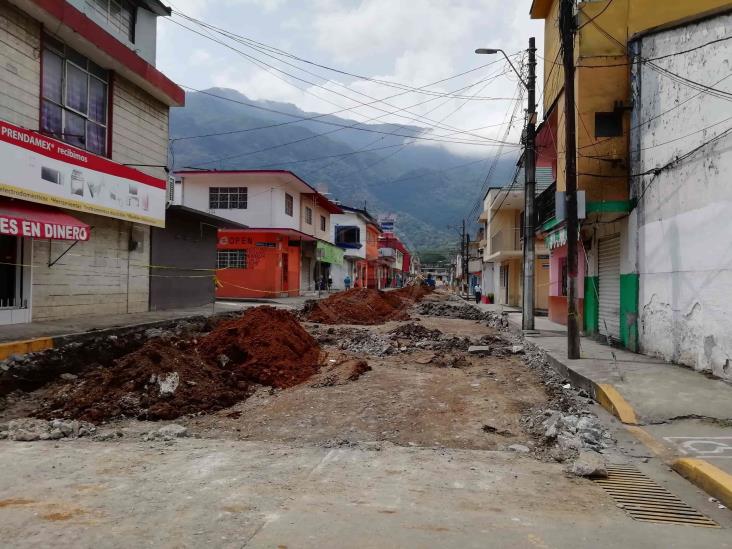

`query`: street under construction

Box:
[1,288,730,547]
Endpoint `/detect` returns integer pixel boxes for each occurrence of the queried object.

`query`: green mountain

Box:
[170,88,518,251]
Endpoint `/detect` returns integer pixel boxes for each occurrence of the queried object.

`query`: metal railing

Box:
[0,298,28,310]
[490,228,521,253]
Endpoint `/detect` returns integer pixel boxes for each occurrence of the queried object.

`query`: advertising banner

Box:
[0,120,166,227]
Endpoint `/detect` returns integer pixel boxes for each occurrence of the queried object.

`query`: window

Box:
[217,249,247,269]
[41,34,110,156]
[285,193,293,216]
[305,206,312,225]
[320,215,326,232]
[209,187,247,209]
[86,0,136,42]
[595,112,623,137]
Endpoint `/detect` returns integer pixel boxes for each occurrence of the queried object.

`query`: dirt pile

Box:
[303,288,412,325]
[199,306,324,389]
[310,356,371,387]
[34,338,248,422]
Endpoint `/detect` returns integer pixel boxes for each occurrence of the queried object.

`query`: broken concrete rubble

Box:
[0,418,96,441]
[569,451,608,478]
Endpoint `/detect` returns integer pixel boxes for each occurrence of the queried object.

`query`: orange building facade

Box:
[216,229,304,299]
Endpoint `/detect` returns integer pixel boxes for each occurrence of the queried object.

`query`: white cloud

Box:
[158,0,543,156]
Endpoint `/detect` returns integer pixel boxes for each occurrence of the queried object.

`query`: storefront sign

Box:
[546,228,567,249]
[0,212,89,241]
[316,240,344,266]
[0,120,166,227]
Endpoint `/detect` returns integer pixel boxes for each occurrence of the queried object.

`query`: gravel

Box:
[0,418,96,441]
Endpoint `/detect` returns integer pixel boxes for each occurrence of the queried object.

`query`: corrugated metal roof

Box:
[508,166,555,195]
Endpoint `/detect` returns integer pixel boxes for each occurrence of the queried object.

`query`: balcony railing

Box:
[490,228,521,254]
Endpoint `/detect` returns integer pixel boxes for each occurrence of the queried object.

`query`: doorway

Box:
[0,235,18,307]
[281,253,289,293]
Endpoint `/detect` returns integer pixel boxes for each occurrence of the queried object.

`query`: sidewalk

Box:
[0,295,316,355]
[474,301,732,508]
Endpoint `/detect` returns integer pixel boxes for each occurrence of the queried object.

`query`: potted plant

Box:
[486,292,494,304]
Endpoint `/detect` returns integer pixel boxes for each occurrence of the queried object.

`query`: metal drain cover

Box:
[593,465,720,528]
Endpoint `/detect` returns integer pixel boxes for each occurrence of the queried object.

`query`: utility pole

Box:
[560,0,580,359]
[522,37,537,331]
[461,219,467,297]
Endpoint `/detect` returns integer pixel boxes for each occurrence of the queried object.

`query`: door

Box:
[0,235,18,307]
[281,253,289,292]
[598,235,621,340]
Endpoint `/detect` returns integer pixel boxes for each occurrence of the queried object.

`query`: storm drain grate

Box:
[593,465,720,528]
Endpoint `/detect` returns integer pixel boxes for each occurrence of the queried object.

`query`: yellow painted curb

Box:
[673,458,732,509]
[595,383,638,425]
[0,337,54,361]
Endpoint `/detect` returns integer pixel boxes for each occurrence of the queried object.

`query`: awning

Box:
[0,199,90,241]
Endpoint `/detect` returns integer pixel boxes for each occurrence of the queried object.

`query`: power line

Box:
[577,0,615,30]
[168,14,517,141]
[171,9,518,100]
[635,126,732,204]
[172,67,514,146]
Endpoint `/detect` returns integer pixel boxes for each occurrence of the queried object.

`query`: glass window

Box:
[209,187,247,209]
[41,34,109,156]
[305,207,312,224]
[217,250,247,269]
[320,215,326,231]
[285,193,293,216]
[86,0,136,43]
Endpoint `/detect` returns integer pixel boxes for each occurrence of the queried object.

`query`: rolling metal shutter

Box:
[598,235,621,340]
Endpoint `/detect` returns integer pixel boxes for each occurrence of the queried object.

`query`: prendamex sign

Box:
[0,214,89,241]
[0,120,166,227]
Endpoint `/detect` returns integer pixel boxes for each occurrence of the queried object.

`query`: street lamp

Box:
[476,38,537,332]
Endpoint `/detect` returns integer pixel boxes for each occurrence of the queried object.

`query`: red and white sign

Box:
[0,213,89,241]
[0,120,166,227]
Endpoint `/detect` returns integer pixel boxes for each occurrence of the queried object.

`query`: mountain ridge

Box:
[170,87,519,250]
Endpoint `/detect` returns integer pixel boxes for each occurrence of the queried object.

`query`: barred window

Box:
[320,215,326,232]
[209,187,248,209]
[305,206,313,224]
[217,249,247,269]
[41,34,109,156]
[285,193,294,216]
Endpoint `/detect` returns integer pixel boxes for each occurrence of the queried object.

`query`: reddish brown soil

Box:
[30,307,327,423]
[34,338,248,422]
[304,286,430,325]
[199,306,324,389]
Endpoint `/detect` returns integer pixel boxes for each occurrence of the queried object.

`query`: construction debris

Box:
[303,286,431,325]
[568,451,608,478]
[199,306,324,389]
[0,418,96,441]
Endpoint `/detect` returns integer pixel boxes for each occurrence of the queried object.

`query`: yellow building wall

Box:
[538,0,731,198]
[535,254,551,311]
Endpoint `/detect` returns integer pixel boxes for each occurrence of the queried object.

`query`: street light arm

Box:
[474,48,527,89]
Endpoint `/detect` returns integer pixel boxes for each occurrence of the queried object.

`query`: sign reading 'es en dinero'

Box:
[0,120,166,227]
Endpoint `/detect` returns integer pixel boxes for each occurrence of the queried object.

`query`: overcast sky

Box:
[158,0,545,157]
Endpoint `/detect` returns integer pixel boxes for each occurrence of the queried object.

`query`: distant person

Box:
[327,276,333,291]
[344,274,352,290]
[474,283,482,304]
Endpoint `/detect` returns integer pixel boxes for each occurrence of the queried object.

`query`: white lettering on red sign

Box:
[0,214,89,241]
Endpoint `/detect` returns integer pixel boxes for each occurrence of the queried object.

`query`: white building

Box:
[0,0,184,325]
[629,10,732,381]
[174,169,343,293]
[329,205,377,290]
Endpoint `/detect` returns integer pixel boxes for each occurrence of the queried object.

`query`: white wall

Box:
[179,173,301,230]
[632,12,732,380]
[67,0,157,65]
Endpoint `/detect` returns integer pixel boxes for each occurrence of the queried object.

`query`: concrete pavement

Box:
[473,300,732,507]
[0,439,729,548]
